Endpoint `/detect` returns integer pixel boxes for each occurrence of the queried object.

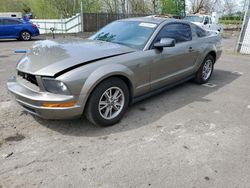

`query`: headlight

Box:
[42,78,70,95]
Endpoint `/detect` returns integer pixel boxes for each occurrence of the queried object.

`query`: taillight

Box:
[32,24,37,28]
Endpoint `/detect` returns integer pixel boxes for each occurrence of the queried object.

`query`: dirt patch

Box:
[183,145,189,150]
[99,136,109,140]
[5,134,25,142]
[138,107,147,111]
[204,176,210,181]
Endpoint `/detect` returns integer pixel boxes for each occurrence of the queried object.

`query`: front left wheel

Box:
[85,77,129,127]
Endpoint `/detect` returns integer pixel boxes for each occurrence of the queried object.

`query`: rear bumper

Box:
[7,76,82,119]
[31,29,40,37]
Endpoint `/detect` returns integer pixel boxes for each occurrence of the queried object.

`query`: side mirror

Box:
[204,20,208,25]
[154,38,176,50]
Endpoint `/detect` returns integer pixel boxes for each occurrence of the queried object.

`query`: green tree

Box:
[161,0,185,16]
[0,0,101,19]
[22,2,31,14]
[0,0,24,12]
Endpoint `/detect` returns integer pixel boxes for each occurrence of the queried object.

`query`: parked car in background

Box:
[184,14,223,33]
[0,17,39,41]
[7,17,222,126]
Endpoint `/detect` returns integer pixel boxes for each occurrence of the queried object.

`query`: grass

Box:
[219,20,242,25]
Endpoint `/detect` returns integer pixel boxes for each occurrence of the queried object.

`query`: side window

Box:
[3,19,21,25]
[0,19,3,25]
[196,26,207,38]
[204,17,209,24]
[155,23,192,44]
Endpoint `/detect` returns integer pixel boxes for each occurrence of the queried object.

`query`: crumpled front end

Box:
[7,72,83,119]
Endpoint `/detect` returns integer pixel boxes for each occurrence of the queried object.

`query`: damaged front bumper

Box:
[7,76,82,119]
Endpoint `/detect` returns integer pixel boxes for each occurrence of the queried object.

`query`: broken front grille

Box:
[17,71,38,86]
[17,71,40,91]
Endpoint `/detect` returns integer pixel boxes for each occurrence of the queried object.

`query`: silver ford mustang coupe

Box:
[7,17,222,126]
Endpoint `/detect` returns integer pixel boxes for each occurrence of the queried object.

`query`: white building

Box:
[0,12,22,19]
[238,0,250,54]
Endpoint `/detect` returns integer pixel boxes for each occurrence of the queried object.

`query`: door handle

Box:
[189,47,195,52]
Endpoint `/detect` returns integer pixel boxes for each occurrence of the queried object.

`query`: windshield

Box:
[89,21,157,49]
[184,16,204,23]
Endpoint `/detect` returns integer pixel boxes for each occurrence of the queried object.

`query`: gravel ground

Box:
[0,35,250,188]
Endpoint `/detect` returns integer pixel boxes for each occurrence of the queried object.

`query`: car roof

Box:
[120,16,182,24]
[186,14,209,17]
[121,16,193,28]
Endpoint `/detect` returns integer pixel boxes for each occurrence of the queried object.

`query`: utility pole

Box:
[127,0,129,14]
[81,1,84,32]
[121,0,126,14]
[183,0,186,17]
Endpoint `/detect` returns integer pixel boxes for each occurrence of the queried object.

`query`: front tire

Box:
[85,78,129,127]
[20,31,31,41]
[194,55,214,84]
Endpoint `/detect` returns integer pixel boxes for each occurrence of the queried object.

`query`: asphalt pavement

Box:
[0,35,250,188]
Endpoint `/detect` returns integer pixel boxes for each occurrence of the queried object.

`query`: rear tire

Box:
[85,77,129,127]
[20,31,31,41]
[194,55,214,84]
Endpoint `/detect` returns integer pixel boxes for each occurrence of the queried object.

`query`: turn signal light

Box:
[42,101,76,107]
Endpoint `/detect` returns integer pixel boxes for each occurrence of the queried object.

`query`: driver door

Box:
[149,23,199,90]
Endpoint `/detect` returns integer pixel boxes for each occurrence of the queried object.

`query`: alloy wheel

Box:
[22,32,31,41]
[98,87,125,120]
[202,59,213,80]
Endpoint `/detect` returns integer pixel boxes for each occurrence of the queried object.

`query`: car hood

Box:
[192,22,203,27]
[17,39,136,77]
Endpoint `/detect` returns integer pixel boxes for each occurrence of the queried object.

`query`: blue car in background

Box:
[0,17,40,41]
